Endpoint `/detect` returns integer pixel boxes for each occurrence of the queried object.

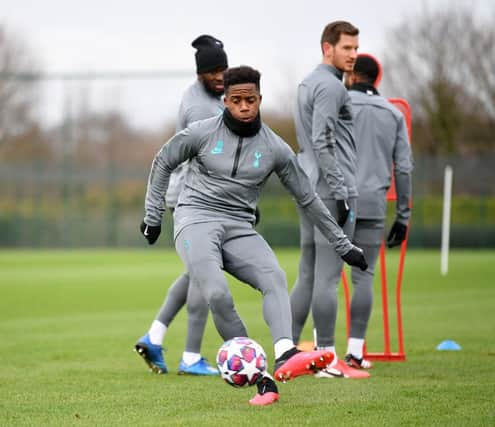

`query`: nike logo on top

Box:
[253,151,262,168]
[211,140,224,154]
[144,226,150,236]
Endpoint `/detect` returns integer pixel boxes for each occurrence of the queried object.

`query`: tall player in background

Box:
[135,35,228,376]
[289,21,365,378]
[343,54,412,368]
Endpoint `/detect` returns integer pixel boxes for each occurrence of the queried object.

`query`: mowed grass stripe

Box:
[0,249,494,426]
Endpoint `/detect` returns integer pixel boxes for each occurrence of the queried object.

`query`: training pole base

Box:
[364,352,406,362]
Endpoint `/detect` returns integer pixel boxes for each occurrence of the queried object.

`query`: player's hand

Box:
[341,245,368,271]
[336,199,350,226]
[387,221,407,248]
[140,221,161,245]
[254,206,261,226]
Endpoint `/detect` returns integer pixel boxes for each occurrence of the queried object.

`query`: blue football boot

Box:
[134,334,168,374]
[178,357,219,376]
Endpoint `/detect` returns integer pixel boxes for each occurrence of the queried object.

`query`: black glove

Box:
[336,199,350,226]
[341,246,368,271]
[387,221,407,248]
[254,206,261,226]
[140,221,161,245]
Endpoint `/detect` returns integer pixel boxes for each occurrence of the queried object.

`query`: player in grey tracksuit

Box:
[156,81,223,372]
[135,35,227,376]
[289,22,360,373]
[140,66,367,405]
[343,54,412,368]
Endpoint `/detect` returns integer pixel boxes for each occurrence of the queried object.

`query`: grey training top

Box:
[295,63,357,200]
[144,115,353,256]
[165,80,224,208]
[349,89,413,223]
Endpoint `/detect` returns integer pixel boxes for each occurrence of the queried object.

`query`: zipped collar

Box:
[318,63,344,81]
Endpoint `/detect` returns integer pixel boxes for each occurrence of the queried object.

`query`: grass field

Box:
[1,249,494,426]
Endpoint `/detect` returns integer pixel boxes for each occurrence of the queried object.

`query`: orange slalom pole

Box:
[341,270,351,339]
[396,226,410,355]
[341,97,411,362]
[379,241,392,355]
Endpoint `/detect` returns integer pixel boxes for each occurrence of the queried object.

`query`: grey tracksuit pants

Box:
[175,219,292,345]
[154,271,209,354]
[290,198,357,347]
[154,207,209,354]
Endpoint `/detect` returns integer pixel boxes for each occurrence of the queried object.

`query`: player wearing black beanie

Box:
[135,34,229,380]
[192,34,228,74]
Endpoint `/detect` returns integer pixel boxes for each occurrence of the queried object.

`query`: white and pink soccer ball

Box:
[216,337,267,387]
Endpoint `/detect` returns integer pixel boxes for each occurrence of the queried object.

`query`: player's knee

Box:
[352,266,375,284]
[300,238,315,251]
[313,286,338,309]
[273,266,286,286]
[187,297,209,317]
[187,306,209,322]
[188,261,219,287]
[208,288,233,311]
[263,266,287,292]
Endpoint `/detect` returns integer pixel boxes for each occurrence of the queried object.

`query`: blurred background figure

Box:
[289,21,365,379]
[135,34,228,376]
[1,4,494,251]
[343,53,412,368]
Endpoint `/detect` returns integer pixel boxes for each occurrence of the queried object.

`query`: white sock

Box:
[182,351,201,366]
[316,345,335,355]
[148,320,167,345]
[274,338,295,359]
[347,338,365,359]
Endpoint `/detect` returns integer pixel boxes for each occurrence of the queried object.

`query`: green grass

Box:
[0,249,494,426]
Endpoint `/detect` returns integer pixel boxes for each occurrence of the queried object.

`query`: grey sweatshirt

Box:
[295,63,357,200]
[165,80,224,208]
[144,115,353,255]
[349,89,413,223]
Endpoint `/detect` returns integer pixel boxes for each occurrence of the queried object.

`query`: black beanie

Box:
[192,35,228,74]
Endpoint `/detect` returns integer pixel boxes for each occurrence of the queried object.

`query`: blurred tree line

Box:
[1,6,495,248]
[2,6,494,165]
[381,6,495,155]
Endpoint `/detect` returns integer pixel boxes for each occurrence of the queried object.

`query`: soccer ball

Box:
[216,337,267,387]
